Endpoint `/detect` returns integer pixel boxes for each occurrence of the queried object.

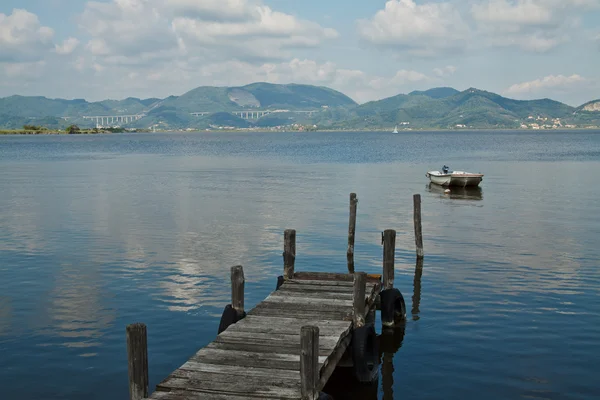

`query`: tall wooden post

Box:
[382,230,396,290]
[231,265,245,317]
[412,257,423,321]
[353,272,367,328]
[347,193,358,273]
[283,229,296,280]
[300,326,320,400]
[413,194,424,258]
[126,323,148,400]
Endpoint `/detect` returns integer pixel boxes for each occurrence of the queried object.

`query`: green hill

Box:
[1,83,599,130]
[159,82,357,113]
[335,87,584,129]
[409,87,459,99]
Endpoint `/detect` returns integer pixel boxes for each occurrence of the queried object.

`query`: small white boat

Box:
[426,165,483,187]
[392,125,398,133]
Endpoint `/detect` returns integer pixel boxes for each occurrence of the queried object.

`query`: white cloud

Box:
[0,9,55,62]
[433,65,457,77]
[471,0,599,52]
[76,0,338,70]
[357,0,470,55]
[78,0,180,62]
[505,74,587,95]
[55,38,80,55]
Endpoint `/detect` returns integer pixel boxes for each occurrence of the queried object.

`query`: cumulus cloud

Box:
[433,65,457,77]
[76,0,338,68]
[505,74,587,95]
[471,0,599,52]
[55,38,80,55]
[357,0,470,55]
[0,9,55,62]
[78,0,180,63]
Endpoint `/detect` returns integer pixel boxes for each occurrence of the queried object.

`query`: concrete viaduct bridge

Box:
[190,110,318,120]
[83,114,144,127]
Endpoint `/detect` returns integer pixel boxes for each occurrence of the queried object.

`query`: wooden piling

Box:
[126,323,148,400]
[231,265,245,317]
[283,229,296,280]
[413,194,424,258]
[353,272,367,328]
[346,193,358,273]
[412,257,423,321]
[300,326,320,400]
[382,230,396,290]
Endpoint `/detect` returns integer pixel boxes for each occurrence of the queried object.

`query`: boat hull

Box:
[426,172,483,187]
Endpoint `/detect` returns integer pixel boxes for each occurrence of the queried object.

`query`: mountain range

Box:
[1,83,599,130]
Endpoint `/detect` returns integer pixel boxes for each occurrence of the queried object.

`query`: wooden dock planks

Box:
[150,272,381,400]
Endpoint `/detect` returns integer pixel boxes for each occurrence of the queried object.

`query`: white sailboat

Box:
[392,125,398,133]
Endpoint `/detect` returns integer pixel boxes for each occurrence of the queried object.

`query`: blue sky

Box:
[1,0,599,105]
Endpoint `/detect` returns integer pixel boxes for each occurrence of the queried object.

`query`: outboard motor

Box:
[442,165,449,174]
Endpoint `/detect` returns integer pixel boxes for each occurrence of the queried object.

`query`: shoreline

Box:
[1,127,599,135]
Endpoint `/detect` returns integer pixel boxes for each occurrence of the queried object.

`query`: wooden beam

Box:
[283,229,296,280]
[413,194,424,258]
[353,272,367,328]
[346,193,358,273]
[300,326,320,400]
[231,265,245,317]
[383,230,396,290]
[126,323,148,400]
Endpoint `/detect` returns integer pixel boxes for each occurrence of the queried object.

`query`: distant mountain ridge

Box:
[0,83,598,130]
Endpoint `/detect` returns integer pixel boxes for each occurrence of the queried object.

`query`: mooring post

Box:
[347,193,358,273]
[413,194,424,258]
[383,229,396,290]
[353,272,367,328]
[231,265,245,317]
[283,229,296,280]
[412,257,423,321]
[300,326,320,400]
[126,323,148,400]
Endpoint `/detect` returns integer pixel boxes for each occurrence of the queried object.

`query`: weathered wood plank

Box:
[157,376,301,399]
[191,348,327,371]
[225,316,351,335]
[249,301,352,314]
[165,369,301,387]
[262,294,354,307]
[207,341,336,357]
[248,306,353,321]
[292,272,381,283]
[177,361,300,380]
[269,289,354,300]
[278,283,376,294]
[317,334,352,392]
[215,331,342,349]
[150,390,274,400]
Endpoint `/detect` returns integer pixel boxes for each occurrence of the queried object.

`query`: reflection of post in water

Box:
[379,326,406,400]
[412,257,423,321]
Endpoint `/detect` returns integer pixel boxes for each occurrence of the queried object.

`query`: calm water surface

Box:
[1,131,599,399]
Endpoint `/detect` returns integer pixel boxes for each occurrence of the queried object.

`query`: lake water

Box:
[1,130,599,399]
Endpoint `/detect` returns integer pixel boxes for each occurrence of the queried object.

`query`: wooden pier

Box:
[126,193,425,400]
[147,271,381,399]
